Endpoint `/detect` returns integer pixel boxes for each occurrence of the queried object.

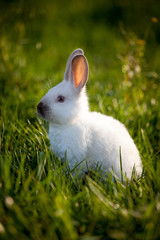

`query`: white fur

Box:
[37,49,142,179]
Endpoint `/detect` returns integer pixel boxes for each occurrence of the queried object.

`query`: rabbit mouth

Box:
[37,102,51,119]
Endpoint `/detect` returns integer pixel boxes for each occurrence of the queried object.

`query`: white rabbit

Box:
[37,49,142,179]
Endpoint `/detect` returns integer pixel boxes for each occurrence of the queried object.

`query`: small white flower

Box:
[36,42,42,50]
[0,223,5,233]
[5,196,14,207]
[128,70,134,79]
[151,98,156,105]
[135,65,141,73]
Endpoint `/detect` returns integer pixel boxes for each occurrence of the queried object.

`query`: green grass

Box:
[0,0,160,239]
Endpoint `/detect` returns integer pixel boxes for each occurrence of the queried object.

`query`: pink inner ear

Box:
[72,55,87,88]
[64,49,84,81]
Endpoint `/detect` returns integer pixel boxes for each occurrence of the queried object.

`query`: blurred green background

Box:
[0,0,160,239]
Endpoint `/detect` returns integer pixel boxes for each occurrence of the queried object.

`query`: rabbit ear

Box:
[71,54,88,89]
[64,49,84,81]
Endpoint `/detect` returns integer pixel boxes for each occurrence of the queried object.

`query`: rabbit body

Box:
[37,49,142,179]
[49,111,141,179]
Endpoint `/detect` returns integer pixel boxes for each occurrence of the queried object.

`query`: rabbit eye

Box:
[57,95,65,103]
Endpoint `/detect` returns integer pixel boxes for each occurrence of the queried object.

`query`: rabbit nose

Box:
[37,102,43,113]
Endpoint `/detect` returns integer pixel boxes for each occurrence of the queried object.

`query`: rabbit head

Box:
[37,49,89,125]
